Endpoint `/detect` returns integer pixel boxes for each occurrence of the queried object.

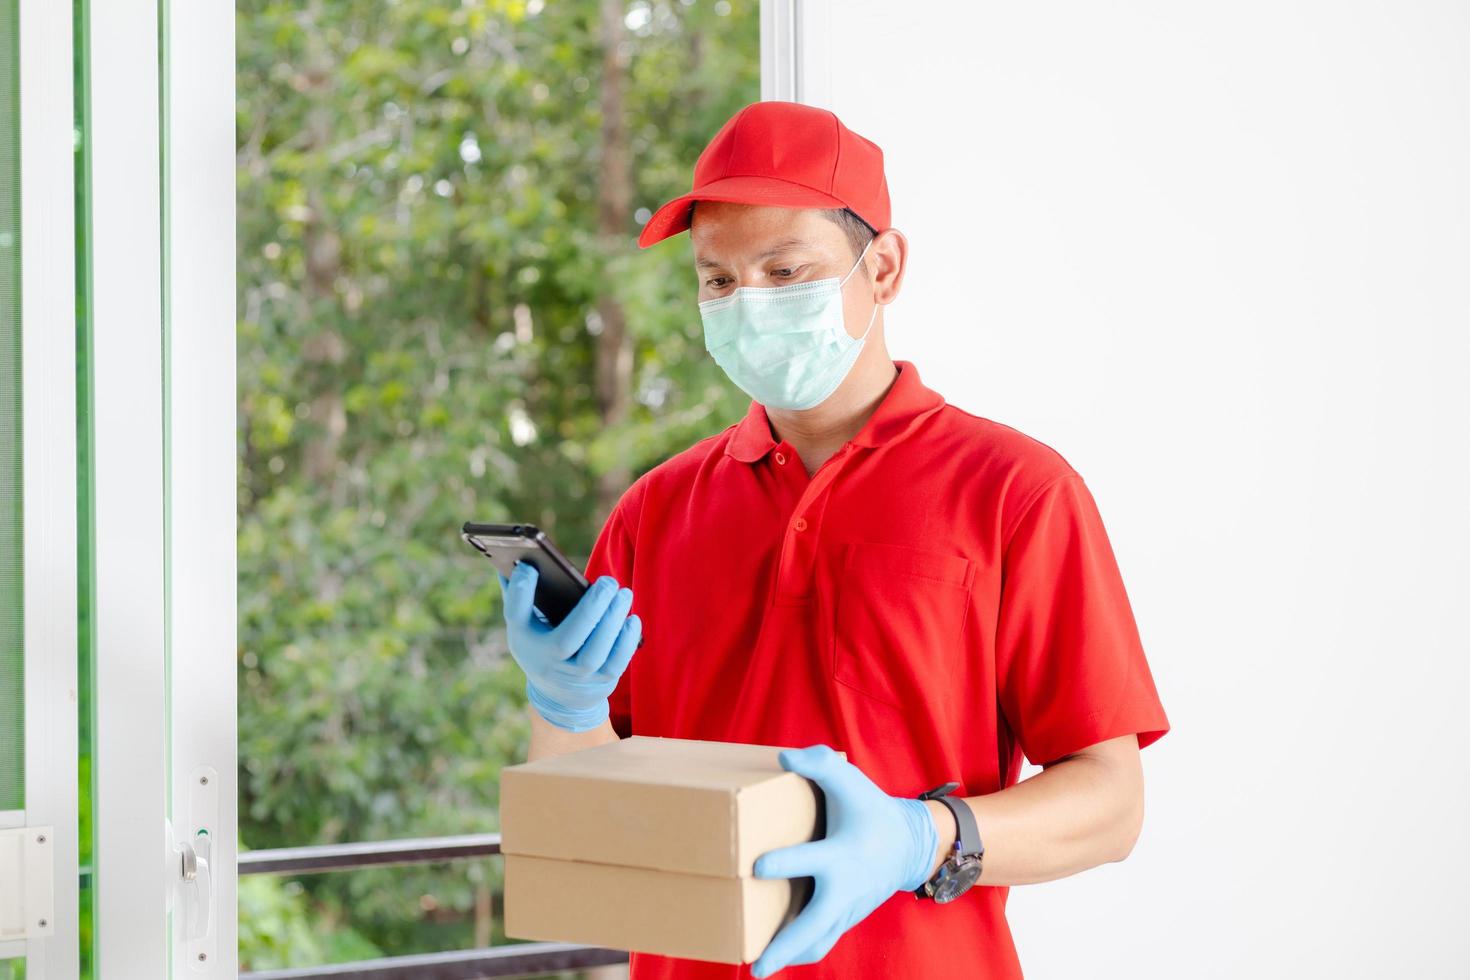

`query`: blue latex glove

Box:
[750,745,938,978]
[497,561,642,732]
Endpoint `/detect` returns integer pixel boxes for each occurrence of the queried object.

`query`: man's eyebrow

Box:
[695,238,823,270]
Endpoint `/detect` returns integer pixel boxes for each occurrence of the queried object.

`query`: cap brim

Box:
[637,175,849,249]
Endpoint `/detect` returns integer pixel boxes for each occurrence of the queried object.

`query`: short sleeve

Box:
[583,496,637,739]
[995,473,1169,766]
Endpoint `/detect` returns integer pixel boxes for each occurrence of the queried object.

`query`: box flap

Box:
[501,736,825,877]
[505,735,792,788]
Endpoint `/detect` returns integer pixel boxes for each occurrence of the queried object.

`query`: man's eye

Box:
[773,267,799,278]
[705,277,730,289]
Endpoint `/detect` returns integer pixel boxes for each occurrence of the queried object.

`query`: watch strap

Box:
[919,782,984,859]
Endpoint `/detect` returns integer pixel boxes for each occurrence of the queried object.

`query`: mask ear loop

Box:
[839,236,875,288]
[841,237,880,341]
[856,297,879,341]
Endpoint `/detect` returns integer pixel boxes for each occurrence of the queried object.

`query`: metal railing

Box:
[238,833,505,876]
[239,833,628,980]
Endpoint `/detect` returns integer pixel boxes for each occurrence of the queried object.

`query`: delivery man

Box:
[497,100,1170,980]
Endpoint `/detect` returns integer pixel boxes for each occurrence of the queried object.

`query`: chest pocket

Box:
[831,541,975,709]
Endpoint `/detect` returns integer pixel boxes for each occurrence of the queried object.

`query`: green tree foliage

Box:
[236,0,757,964]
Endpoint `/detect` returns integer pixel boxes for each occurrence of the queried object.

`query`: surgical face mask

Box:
[698,238,878,411]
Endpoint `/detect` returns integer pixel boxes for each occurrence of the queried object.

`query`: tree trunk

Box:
[300,9,346,490]
[301,183,346,489]
[595,0,634,517]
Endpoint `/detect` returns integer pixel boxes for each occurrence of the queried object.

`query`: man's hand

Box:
[749,745,938,978]
[498,562,641,732]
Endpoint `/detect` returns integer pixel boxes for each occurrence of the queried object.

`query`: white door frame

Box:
[162,0,239,971]
[5,0,80,975]
[87,0,169,968]
[87,0,238,973]
[759,0,832,107]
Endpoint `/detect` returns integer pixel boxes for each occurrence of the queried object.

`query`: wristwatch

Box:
[913,781,984,903]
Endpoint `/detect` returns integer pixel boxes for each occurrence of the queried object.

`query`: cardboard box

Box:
[500,735,829,964]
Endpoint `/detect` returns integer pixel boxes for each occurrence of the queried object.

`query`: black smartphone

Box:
[462,522,591,627]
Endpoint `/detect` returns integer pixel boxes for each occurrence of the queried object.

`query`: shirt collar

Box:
[725,360,946,463]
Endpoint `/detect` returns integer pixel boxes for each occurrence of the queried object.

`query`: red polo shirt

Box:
[583,359,1169,980]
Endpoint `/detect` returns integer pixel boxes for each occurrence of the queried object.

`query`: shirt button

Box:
[774,451,786,465]
[793,517,808,532]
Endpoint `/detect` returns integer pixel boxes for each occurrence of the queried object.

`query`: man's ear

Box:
[871,228,909,305]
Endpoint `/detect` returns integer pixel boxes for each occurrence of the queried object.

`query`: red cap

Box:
[637,100,890,249]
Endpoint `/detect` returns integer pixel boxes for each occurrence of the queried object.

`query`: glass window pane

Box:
[235,0,759,966]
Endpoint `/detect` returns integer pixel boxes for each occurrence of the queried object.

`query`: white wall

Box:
[811,2,1470,976]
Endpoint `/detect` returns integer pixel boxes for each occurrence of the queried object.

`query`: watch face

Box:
[932,857,983,903]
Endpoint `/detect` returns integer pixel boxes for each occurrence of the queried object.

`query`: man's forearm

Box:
[526,708,620,762]
[920,733,1145,887]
